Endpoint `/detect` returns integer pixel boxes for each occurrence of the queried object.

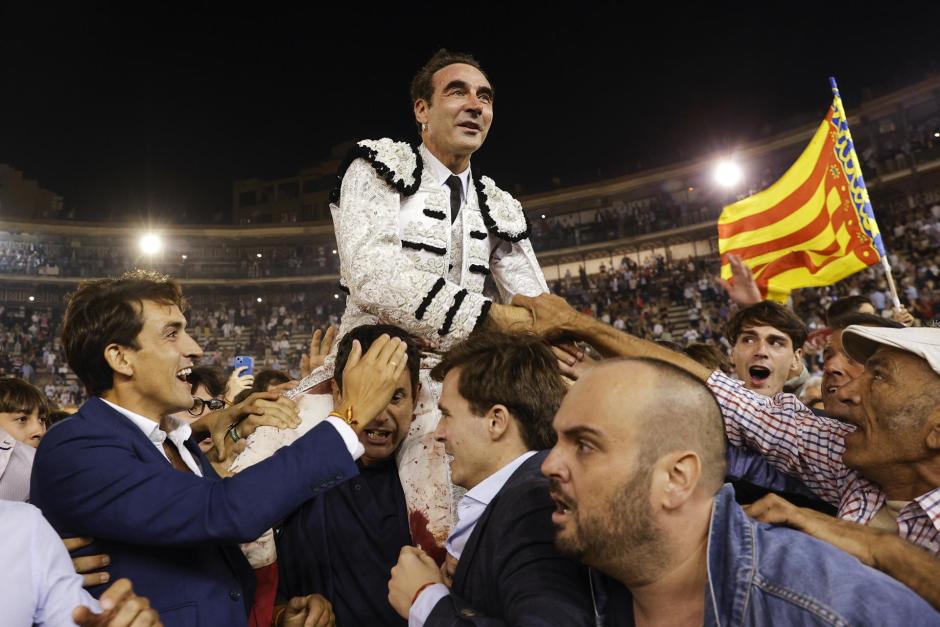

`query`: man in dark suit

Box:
[388,331,594,626]
[31,270,409,627]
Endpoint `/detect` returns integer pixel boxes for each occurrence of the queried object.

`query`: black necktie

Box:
[445,175,462,224]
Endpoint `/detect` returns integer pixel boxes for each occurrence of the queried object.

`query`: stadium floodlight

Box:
[540,214,546,219]
[935,132,940,138]
[256,252,263,258]
[28,296,35,302]
[713,160,743,188]
[331,249,337,254]
[333,293,340,299]
[181,254,188,260]
[256,297,263,303]
[139,233,163,255]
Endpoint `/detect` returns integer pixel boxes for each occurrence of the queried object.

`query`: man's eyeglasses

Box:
[188,397,228,416]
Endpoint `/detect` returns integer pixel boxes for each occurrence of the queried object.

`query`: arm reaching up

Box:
[512,293,712,381]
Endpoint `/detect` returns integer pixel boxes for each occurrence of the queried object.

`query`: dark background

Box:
[2,2,938,223]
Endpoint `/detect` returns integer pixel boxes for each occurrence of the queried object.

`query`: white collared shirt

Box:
[409,451,537,626]
[1,501,102,625]
[100,398,204,476]
[421,144,471,208]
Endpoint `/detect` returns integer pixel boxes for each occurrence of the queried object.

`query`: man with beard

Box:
[517,292,940,609]
[542,357,938,625]
[386,331,593,626]
[277,324,422,627]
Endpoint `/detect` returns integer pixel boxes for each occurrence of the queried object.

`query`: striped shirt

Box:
[708,370,940,555]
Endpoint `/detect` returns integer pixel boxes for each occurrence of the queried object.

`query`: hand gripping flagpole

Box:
[829,77,902,311]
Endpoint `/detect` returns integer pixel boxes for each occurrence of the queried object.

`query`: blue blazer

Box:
[31,397,358,627]
[426,451,594,626]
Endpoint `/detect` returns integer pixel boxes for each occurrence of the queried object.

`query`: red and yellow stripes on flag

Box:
[718,98,882,303]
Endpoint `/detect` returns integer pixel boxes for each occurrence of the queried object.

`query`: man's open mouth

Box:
[458,121,481,131]
[176,367,192,382]
[364,429,393,444]
[748,365,771,384]
[550,491,573,515]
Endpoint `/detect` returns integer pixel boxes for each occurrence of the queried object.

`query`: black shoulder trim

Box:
[469,230,488,240]
[473,299,493,332]
[469,264,491,276]
[415,278,446,321]
[423,208,446,220]
[401,240,446,256]
[439,289,468,336]
[475,179,532,243]
[330,142,423,204]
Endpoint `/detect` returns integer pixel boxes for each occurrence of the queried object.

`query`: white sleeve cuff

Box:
[324,416,365,460]
[408,583,450,627]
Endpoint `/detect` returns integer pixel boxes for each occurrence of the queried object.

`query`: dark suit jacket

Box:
[31,397,358,627]
[426,450,594,626]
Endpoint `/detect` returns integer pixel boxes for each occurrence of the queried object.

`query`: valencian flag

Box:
[718,78,887,303]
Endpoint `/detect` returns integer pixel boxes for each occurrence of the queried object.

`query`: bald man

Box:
[542,358,939,625]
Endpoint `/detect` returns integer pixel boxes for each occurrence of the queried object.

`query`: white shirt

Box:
[409,451,537,626]
[0,425,35,501]
[421,144,472,208]
[101,398,204,476]
[0,501,102,626]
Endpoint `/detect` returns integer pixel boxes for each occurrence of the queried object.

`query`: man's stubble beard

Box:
[553,464,668,585]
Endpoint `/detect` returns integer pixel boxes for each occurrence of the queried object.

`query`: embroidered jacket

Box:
[331,139,548,351]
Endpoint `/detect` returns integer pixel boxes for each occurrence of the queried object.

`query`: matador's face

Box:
[416,63,493,163]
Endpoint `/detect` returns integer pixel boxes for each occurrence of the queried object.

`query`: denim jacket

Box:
[593,485,939,626]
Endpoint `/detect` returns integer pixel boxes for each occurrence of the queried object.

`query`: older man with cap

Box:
[514,292,940,609]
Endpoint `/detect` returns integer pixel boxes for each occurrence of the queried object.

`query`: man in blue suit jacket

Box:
[388,332,594,626]
[31,270,409,627]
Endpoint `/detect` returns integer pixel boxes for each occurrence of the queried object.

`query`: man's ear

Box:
[330,379,342,406]
[652,451,701,511]
[790,348,805,377]
[103,343,134,378]
[924,404,940,451]
[414,99,430,125]
[487,404,511,441]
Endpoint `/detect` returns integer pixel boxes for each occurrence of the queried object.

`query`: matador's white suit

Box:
[230,139,547,563]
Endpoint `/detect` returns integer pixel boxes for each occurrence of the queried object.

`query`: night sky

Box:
[3,3,938,223]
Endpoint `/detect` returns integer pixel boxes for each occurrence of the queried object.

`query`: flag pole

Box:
[829,77,902,310]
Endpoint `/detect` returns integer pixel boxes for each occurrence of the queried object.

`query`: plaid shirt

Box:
[708,370,940,555]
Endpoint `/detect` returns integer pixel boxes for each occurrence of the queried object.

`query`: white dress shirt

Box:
[409,451,537,626]
[414,145,471,212]
[101,398,204,476]
[1,500,101,626]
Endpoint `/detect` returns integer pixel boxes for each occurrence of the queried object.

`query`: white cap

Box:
[841,325,940,377]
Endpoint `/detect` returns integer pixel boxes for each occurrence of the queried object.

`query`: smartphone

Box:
[233,355,254,376]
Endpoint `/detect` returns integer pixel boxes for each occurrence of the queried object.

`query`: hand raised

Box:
[336,335,408,431]
[301,326,337,377]
[225,366,255,403]
[717,254,762,307]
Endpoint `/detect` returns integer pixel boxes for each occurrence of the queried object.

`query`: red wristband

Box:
[412,581,438,607]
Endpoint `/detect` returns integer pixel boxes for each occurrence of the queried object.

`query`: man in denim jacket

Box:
[542,357,939,625]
